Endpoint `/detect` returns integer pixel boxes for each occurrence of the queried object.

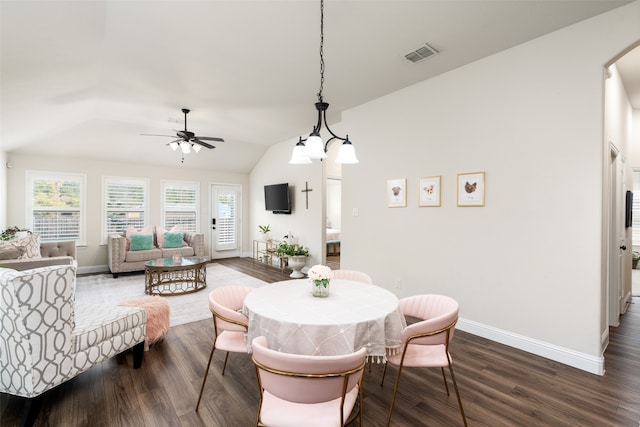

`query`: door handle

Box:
[620,245,627,251]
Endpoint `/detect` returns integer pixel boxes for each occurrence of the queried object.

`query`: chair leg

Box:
[195,342,217,412]
[447,362,468,427]
[386,364,404,427]
[440,366,450,396]
[19,395,43,427]
[221,351,230,376]
[380,361,389,386]
[132,342,145,369]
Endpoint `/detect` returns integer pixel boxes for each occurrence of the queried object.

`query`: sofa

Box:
[107,231,205,277]
[0,264,146,425]
[0,238,76,271]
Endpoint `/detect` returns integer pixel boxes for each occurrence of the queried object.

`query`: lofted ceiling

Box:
[1,0,638,172]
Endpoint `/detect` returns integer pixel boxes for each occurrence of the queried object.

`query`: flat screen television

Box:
[264,183,291,214]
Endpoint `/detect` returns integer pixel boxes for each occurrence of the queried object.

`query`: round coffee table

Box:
[144,256,208,296]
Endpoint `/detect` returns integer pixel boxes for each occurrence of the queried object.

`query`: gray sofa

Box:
[107,232,205,277]
[0,240,76,271]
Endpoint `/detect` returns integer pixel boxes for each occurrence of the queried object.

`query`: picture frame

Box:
[387,178,407,207]
[418,176,441,207]
[457,172,485,207]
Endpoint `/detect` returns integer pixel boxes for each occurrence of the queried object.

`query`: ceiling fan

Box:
[142,108,225,155]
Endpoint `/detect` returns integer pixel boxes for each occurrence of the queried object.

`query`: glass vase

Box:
[312,279,330,298]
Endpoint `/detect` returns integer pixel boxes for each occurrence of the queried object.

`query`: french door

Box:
[210,184,241,259]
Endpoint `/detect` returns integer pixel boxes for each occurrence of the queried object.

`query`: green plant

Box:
[276,242,309,257]
[258,225,271,233]
[633,251,640,269]
[0,226,23,241]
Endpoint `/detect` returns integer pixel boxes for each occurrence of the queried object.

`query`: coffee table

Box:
[144,256,208,296]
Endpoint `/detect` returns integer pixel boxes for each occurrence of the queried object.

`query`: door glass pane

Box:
[217,189,237,250]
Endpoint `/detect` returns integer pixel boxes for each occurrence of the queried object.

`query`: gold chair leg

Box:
[195,342,217,412]
[380,361,389,386]
[386,364,404,426]
[440,366,450,396]
[221,351,230,375]
[447,362,468,427]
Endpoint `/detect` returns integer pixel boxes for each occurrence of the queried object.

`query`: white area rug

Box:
[74,263,267,326]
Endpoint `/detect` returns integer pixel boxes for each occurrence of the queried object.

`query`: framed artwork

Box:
[387,178,407,207]
[457,172,485,207]
[419,176,441,207]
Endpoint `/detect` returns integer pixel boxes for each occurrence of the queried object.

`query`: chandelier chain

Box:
[317,0,325,102]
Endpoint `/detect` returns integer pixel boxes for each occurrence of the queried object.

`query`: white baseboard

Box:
[457,317,605,375]
[77,264,110,275]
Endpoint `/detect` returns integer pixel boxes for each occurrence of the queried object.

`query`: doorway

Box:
[210,183,242,259]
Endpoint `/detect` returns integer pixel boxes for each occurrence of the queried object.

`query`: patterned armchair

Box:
[0,264,146,425]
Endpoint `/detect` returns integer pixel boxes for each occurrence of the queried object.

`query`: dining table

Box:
[242,278,407,361]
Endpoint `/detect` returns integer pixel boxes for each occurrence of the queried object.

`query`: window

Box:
[103,177,149,243]
[161,180,199,233]
[26,171,86,244]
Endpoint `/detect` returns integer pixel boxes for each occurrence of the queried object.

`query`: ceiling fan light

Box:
[192,143,201,153]
[335,140,359,164]
[180,141,191,154]
[169,141,179,151]
[304,134,327,159]
[290,141,312,164]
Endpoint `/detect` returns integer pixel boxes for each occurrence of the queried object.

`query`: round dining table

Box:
[243,278,406,361]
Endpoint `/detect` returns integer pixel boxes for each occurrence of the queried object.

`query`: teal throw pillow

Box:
[130,233,153,251]
[163,231,184,248]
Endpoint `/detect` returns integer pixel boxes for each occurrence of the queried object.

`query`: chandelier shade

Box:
[290,0,358,165]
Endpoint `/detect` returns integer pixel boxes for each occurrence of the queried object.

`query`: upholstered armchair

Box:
[0,264,146,425]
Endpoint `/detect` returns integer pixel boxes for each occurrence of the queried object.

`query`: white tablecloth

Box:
[243,279,406,361]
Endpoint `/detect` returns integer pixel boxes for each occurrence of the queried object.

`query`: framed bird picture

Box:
[457,172,485,207]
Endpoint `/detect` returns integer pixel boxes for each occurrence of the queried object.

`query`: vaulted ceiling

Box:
[1,1,637,172]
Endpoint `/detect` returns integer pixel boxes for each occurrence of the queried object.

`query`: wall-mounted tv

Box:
[264,183,291,214]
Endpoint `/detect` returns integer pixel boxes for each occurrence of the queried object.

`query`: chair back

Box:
[208,285,253,332]
[251,336,366,404]
[399,294,459,346]
[331,269,373,284]
[0,265,76,397]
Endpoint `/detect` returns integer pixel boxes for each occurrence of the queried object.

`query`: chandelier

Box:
[289,0,358,165]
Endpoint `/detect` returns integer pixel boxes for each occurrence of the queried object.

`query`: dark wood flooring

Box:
[2,256,639,426]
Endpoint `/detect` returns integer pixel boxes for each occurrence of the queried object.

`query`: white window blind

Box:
[26,171,85,243]
[103,177,148,241]
[217,191,237,247]
[162,181,199,233]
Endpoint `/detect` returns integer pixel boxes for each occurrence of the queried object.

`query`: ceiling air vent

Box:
[404,43,438,63]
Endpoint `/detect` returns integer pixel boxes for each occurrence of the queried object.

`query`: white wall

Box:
[324,4,638,373]
[6,153,250,273]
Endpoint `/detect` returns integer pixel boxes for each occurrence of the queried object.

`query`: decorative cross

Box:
[301,181,313,209]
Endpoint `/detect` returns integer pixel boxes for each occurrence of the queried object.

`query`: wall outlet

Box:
[352,208,359,217]
[394,279,402,289]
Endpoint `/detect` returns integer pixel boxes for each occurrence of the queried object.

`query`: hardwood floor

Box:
[2,257,639,426]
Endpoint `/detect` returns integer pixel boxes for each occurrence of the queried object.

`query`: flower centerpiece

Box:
[308,264,333,298]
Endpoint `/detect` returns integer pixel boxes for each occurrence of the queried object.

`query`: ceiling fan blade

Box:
[141,133,175,137]
[192,139,216,149]
[195,136,225,142]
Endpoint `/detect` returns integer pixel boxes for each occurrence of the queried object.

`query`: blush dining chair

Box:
[251,336,367,427]
[331,269,373,284]
[381,294,467,426]
[196,285,255,412]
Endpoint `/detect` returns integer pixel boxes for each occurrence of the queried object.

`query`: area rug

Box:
[74,263,267,326]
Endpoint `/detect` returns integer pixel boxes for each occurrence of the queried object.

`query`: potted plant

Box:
[633,251,640,269]
[258,224,271,241]
[276,242,309,278]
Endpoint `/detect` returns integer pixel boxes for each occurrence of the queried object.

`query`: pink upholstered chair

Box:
[196,285,254,412]
[381,294,467,426]
[331,269,373,284]
[251,336,366,427]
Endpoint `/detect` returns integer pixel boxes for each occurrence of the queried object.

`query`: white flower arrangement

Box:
[308,264,333,283]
